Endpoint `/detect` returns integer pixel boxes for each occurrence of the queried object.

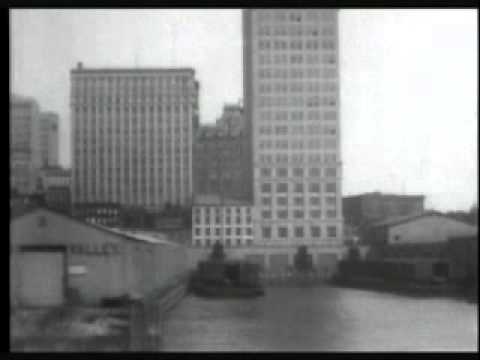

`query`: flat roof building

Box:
[71,63,200,212]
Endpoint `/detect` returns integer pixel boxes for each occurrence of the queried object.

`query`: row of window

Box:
[258,138,337,150]
[194,216,252,225]
[260,167,336,177]
[73,75,193,86]
[260,195,337,207]
[194,206,251,215]
[257,153,338,164]
[258,124,336,135]
[255,11,335,23]
[262,224,337,238]
[260,182,337,193]
[261,209,338,219]
[194,227,253,236]
[73,105,194,113]
[257,67,336,80]
[257,25,336,37]
[193,238,253,247]
[258,81,337,93]
[258,39,336,51]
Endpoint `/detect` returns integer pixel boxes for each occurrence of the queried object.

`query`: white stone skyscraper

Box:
[71,63,199,212]
[243,9,343,271]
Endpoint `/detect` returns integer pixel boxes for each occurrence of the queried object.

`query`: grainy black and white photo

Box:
[10,8,478,352]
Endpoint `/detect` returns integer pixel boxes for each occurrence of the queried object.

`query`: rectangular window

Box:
[236,228,242,236]
[278,227,288,238]
[293,168,303,177]
[277,183,288,193]
[277,210,288,219]
[310,210,322,219]
[311,226,321,237]
[309,183,321,193]
[325,168,337,177]
[293,210,304,219]
[294,183,304,193]
[310,197,321,205]
[277,168,288,177]
[261,168,272,177]
[262,210,272,219]
[294,227,304,238]
[261,183,272,193]
[277,197,288,206]
[327,210,337,218]
[327,226,337,238]
[294,197,304,206]
[262,197,272,206]
[309,168,321,177]
[326,183,337,193]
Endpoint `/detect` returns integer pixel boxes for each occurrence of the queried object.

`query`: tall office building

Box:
[71,63,199,212]
[243,10,343,266]
[10,94,42,194]
[39,112,60,168]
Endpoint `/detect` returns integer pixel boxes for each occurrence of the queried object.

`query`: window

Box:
[226,228,231,236]
[326,183,337,193]
[237,239,242,246]
[195,228,201,236]
[294,197,304,206]
[326,197,337,206]
[294,183,304,193]
[293,168,303,177]
[325,168,337,177]
[310,210,322,218]
[262,227,271,238]
[327,226,337,238]
[246,228,252,236]
[293,210,304,219]
[327,210,337,218]
[277,183,288,193]
[394,235,401,242]
[262,210,272,219]
[261,183,272,193]
[311,226,321,237]
[277,197,288,206]
[278,227,288,238]
[205,228,211,235]
[277,168,288,177]
[309,183,321,193]
[262,197,272,206]
[261,168,272,177]
[294,227,304,238]
[236,228,242,236]
[309,168,321,177]
[277,210,288,219]
[206,239,211,247]
[310,196,321,205]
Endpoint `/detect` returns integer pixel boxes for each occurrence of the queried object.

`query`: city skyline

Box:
[11,9,478,211]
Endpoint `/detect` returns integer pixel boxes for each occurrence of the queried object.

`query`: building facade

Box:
[243,10,343,256]
[193,105,251,201]
[40,167,71,214]
[71,63,199,212]
[10,94,42,195]
[38,112,60,168]
[343,192,425,228]
[10,208,188,306]
[192,195,255,248]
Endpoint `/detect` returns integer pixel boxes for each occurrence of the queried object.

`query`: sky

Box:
[10,9,478,212]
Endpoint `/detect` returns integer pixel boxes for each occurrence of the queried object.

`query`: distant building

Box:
[40,167,71,214]
[71,62,200,213]
[343,192,425,228]
[38,112,60,168]
[192,194,255,248]
[10,94,42,194]
[364,211,477,248]
[193,105,251,201]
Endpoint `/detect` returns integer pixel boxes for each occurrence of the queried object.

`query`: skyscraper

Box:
[71,63,199,213]
[10,94,42,194]
[38,112,59,168]
[243,9,343,270]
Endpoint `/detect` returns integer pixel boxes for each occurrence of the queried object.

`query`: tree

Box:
[209,241,226,262]
[294,245,313,273]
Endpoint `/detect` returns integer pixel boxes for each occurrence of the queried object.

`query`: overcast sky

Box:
[10,9,478,211]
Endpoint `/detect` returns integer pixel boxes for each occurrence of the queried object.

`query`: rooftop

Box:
[370,211,478,228]
[344,192,425,200]
[71,63,195,74]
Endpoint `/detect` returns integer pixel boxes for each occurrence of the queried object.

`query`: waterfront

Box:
[162,286,478,351]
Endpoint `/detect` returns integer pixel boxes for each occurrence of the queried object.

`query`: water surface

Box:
[162,286,478,351]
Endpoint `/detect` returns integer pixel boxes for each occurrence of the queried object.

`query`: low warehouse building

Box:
[10,208,188,307]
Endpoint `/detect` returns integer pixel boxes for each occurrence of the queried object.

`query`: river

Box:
[161,286,478,351]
